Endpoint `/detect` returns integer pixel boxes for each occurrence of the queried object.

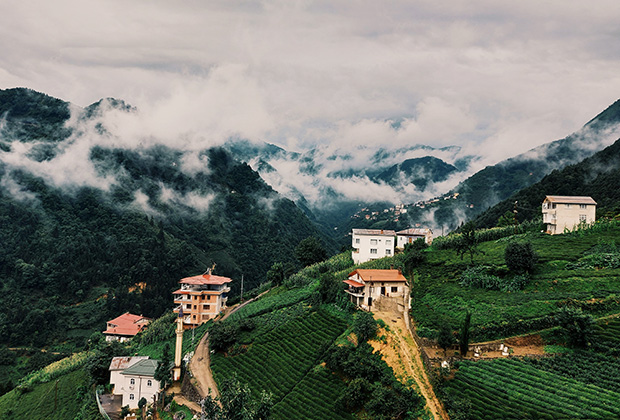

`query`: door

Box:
[381,286,386,296]
[368,297,372,307]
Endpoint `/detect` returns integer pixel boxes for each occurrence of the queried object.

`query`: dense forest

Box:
[0,88,333,355]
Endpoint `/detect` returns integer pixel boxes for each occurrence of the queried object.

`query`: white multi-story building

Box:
[542,195,597,235]
[396,228,433,248]
[109,357,160,409]
[351,229,396,264]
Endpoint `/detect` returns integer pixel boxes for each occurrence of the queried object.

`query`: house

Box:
[173,269,232,329]
[351,229,396,264]
[109,357,160,409]
[344,269,408,311]
[542,195,597,235]
[103,313,151,342]
[396,228,433,248]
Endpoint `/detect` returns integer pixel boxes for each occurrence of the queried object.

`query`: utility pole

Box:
[54,380,59,412]
[240,274,244,302]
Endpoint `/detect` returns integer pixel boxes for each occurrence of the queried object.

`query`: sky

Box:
[2,1,620,167]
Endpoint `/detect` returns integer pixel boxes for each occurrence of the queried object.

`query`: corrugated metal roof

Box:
[396,228,432,236]
[352,229,396,236]
[109,356,149,371]
[544,195,597,205]
[121,359,160,377]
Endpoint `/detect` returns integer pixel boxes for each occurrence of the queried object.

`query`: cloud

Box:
[2,0,620,212]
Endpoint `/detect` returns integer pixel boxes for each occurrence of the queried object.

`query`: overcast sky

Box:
[2,0,620,163]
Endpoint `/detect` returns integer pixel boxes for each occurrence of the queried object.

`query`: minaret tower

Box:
[172,307,184,381]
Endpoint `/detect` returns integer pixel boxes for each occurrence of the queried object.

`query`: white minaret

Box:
[172,307,184,381]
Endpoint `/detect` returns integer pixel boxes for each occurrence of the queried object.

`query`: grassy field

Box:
[0,369,95,420]
[412,225,620,340]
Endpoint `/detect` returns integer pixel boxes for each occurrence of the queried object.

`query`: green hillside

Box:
[413,222,620,340]
[472,136,620,228]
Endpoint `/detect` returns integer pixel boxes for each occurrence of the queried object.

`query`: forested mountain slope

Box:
[472,136,620,228]
[0,88,331,353]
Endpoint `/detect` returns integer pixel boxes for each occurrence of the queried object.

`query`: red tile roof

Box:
[348,269,407,282]
[344,279,364,288]
[180,273,233,285]
[103,312,151,337]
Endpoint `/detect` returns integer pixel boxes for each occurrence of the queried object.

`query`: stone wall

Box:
[181,373,203,404]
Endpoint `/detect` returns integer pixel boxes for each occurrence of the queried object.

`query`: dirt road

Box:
[187,291,268,400]
[371,310,449,420]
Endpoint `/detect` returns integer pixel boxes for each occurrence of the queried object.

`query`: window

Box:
[370,249,377,254]
[580,204,587,209]
[207,295,211,301]
[386,249,391,255]
[130,378,135,385]
[130,394,135,400]
[370,239,378,245]
[579,214,587,222]
[391,287,398,293]
[565,204,571,208]
[355,238,360,244]
[147,380,152,387]
[204,304,211,310]
[186,304,191,309]
[386,240,391,245]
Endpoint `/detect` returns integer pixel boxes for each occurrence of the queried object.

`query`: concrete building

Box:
[173,270,232,329]
[542,195,597,235]
[351,229,396,264]
[109,356,160,409]
[344,269,409,312]
[103,313,151,342]
[396,228,433,248]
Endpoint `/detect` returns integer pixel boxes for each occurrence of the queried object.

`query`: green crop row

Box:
[226,282,318,322]
[271,368,352,420]
[444,358,620,419]
[212,308,347,411]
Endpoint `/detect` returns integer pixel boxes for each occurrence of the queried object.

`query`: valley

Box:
[1,88,620,419]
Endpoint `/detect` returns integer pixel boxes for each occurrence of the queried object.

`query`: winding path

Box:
[371,310,449,420]
[186,291,269,400]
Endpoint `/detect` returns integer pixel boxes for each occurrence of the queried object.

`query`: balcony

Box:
[345,288,365,298]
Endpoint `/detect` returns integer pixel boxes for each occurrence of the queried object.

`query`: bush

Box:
[505,241,538,274]
[353,312,377,344]
[556,306,595,348]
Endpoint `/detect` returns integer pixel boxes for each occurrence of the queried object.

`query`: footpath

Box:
[371,310,450,420]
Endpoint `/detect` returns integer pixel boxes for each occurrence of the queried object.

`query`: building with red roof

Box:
[173,269,232,329]
[344,269,409,311]
[103,313,151,342]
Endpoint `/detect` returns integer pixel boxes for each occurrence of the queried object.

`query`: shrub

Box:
[505,241,538,274]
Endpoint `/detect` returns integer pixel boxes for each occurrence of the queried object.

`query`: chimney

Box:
[398,268,402,275]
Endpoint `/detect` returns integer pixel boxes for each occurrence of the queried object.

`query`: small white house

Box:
[109,357,160,409]
[542,195,597,235]
[351,229,396,264]
[396,228,433,248]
